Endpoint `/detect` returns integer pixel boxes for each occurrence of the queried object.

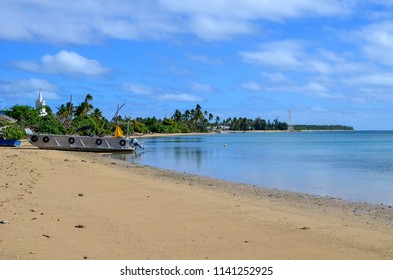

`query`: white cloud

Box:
[0,0,353,44]
[298,82,345,99]
[344,72,393,87]
[187,53,223,65]
[160,92,204,102]
[189,82,215,92]
[122,82,205,102]
[240,82,264,91]
[15,50,111,76]
[189,16,255,41]
[241,41,373,76]
[311,107,328,112]
[0,78,59,100]
[258,81,345,100]
[161,0,351,21]
[122,84,154,95]
[353,21,393,66]
[305,82,328,92]
[240,40,305,69]
[261,72,288,82]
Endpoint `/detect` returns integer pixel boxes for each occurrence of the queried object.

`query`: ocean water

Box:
[111,131,393,205]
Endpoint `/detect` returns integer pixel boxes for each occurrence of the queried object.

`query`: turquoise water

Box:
[112,131,393,205]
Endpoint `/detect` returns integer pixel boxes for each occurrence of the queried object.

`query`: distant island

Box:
[0,93,353,139]
[293,125,354,131]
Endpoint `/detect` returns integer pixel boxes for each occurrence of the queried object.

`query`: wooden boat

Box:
[26,125,145,152]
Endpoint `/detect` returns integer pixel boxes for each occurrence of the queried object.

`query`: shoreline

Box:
[136,129,355,138]
[1,144,393,259]
[106,153,393,228]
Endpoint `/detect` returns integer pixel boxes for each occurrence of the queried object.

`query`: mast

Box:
[288,109,294,132]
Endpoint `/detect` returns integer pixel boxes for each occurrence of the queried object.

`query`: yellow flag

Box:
[114,125,124,138]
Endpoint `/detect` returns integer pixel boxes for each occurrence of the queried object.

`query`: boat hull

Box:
[0,139,21,147]
[27,134,136,152]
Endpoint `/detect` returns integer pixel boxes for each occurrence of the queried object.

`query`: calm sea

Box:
[111,131,393,205]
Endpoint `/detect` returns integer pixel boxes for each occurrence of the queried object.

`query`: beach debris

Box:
[298,226,311,230]
[42,234,50,238]
[83,256,88,260]
[78,193,84,197]
[81,160,87,163]
[75,224,85,229]
[0,219,8,224]
[243,240,250,243]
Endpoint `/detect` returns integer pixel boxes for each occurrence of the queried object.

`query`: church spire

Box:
[38,89,43,102]
[35,89,47,117]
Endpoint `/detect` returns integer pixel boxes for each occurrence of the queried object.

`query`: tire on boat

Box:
[68,137,75,144]
[119,139,126,146]
[31,135,38,142]
[96,138,102,145]
[43,136,50,143]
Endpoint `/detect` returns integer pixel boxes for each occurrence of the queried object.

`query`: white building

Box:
[35,89,48,117]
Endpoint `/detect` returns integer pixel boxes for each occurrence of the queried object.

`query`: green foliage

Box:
[4,124,25,140]
[4,98,353,137]
[5,105,39,126]
[132,121,149,134]
[5,104,66,134]
[36,115,66,134]
[71,116,98,135]
[176,122,191,133]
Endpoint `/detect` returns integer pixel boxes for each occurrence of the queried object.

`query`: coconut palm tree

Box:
[75,94,94,117]
[172,109,182,122]
[56,101,75,131]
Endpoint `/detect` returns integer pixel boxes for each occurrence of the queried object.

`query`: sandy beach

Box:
[1,143,393,260]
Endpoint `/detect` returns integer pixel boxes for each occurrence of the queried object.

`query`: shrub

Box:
[4,125,26,140]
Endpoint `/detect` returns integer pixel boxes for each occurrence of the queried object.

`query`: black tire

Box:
[68,137,75,144]
[43,136,50,143]
[31,135,38,142]
[119,140,126,146]
[96,138,102,145]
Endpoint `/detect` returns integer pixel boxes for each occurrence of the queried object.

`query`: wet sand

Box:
[1,143,393,260]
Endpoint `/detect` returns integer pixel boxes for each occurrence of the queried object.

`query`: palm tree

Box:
[56,104,67,122]
[215,116,220,126]
[91,108,103,121]
[184,110,191,122]
[56,101,75,131]
[76,94,94,117]
[194,104,204,123]
[172,109,182,122]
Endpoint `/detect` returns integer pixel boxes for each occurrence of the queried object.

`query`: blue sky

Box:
[1,1,393,129]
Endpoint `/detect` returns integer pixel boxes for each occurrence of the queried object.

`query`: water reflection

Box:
[174,147,204,169]
[109,131,393,205]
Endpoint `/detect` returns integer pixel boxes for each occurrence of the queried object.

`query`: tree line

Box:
[1,94,351,139]
[293,124,354,131]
